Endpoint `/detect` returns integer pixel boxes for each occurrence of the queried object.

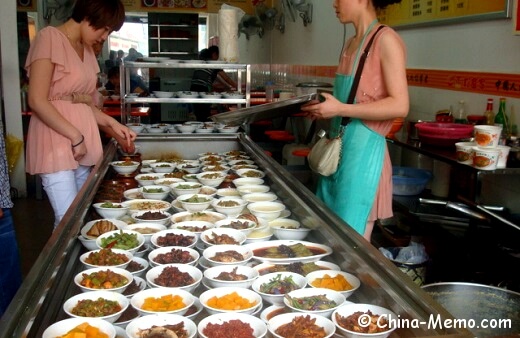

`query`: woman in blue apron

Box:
[301,0,409,242]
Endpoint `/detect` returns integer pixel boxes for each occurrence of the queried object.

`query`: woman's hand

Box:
[109,122,137,154]
[71,135,87,161]
[300,93,343,120]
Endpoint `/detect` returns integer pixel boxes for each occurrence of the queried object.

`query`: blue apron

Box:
[316,22,386,235]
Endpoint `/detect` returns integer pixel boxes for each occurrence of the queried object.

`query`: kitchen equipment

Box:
[422,282,520,337]
[392,166,432,196]
[415,122,474,146]
[406,119,431,141]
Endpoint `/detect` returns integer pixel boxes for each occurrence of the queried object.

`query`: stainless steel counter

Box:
[1,134,473,337]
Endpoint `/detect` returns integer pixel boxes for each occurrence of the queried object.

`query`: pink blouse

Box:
[25,26,102,175]
[338,26,407,221]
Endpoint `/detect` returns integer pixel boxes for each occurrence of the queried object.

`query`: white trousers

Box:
[40,165,92,228]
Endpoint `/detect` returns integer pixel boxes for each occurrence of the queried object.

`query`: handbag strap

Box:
[341,24,386,125]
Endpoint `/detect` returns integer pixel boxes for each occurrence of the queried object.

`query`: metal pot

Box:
[422,282,520,337]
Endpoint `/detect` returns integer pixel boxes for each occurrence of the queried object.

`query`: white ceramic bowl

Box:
[260,305,290,323]
[332,303,397,338]
[126,257,149,278]
[196,127,215,134]
[148,246,200,267]
[170,211,226,224]
[130,287,194,316]
[270,222,311,241]
[131,210,172,225]
[63,290,129,323]
[154,177,184,186]
[150,229,197,249]
[203,265,259,289]
[126,123,146,134]
[211,197,247,217]
[177,162,202,174]
[80,248,133,270]
[199,286,262,315]
[176,193,214,213]
[217,125,240,133]
[78,235,100,251]
[236,168,266,179]
[96,230,146,255]
[110,160,140,175]
[124,223,167,244]
[170,181,203,196]
[245,227,274,244]
[139,185,171,200]
[198,186,218,197]
[202,244,253,267]
[74,267,133,293]
[251,271,307,305]
[200,227,247,247]
[147,125,166,134]
[153,91,174,98]
[242,192,278,203]
[284,287,346,318]
[134,173,165,186]
[132,243,153,260]
[177,124,197,134]
[171,221,215,241]
[150,162,176,174]
[126,314,197,338]
[199,154,225,162]
[121,199,171,214]
[43,318,116,338]
[81,219,128,240]
[253,260,341,277]
[247,202,286,221]
[196,171,226,187]
[92,202,130,219]
[146,263,203,292]
[236,184,270,195]
[268,312,336,338]
[306,270,361,299]
[216,188,241,198]
[214,218,257,236]
[232,177,264,187]
[198,313,267,338]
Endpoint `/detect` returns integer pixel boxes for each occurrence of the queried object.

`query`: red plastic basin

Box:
[415,122,474,146]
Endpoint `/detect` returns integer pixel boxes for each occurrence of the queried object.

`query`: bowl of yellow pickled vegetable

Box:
[305,270,361,299]
[43,317,116,338]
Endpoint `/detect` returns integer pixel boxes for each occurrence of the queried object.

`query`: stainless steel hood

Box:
[211,93,317,128]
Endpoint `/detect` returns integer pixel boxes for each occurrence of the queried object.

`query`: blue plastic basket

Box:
[392,166,432,196]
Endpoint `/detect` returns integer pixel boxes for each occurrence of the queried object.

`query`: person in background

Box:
[25,0,136,228]
[301,0,409,242]
[189,46,237,121]
[124,47,143,62]
[104,66,148,96]
[0,120,23,317]
[104,50,117,73]
[116,49,124,66]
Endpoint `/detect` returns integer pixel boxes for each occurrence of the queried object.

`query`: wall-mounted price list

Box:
[378,0,510,28]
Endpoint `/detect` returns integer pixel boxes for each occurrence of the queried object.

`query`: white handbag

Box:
[307,129,342,176]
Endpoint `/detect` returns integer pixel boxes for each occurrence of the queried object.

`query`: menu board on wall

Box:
[378,0,511,28]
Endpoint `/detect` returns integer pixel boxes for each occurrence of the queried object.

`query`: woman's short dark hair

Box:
[70,0,125,32]
[372,0,402,10]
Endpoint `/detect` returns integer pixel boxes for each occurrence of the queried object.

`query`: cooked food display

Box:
[131,226,162,235]
[137,323,189,338]
[84,248,129,266]
[125,260,144,273]
[241,170,262,178]
[253,243,322,259]
[285,294,338,311]
[80,269,129,290]
[257,262,332,276]
[113,160,136,166]
[219,220,252,230]
[71,297,122,317]
[99,202,123,208]
[99,231,140,250]
[182,194,210,203]
[217,200,240,207]
[142,187,165,193]
[125,200,170,211]
[201,172,222,179]
[310,273,354,291]
[175,183,202,189]
[154,266,195,287]
[176,224,212,232]
[335,310,390,333]
[274,315,327,338]
[206,291,258,310]
[141,294,186,312]
[214,267,248,281]
[153,248,195,264]
[210,250,244,263]
[202,319,255,338]
[86,220,117,238]
[204,232,239,245]
[259,274,300,294]
[135,211,168,220]
[122,280,144,296]
[57,322,110,338]
[174,212,223,223]
[155,233,195,247]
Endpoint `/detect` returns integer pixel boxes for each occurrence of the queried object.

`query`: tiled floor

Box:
[12,187,54,277]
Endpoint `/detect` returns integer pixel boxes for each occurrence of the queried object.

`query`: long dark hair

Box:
[372,0,402,10]
[70,0,125,32]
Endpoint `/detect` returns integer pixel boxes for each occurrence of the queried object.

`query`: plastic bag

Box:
[379,241,429,265]
[5,133,23,174]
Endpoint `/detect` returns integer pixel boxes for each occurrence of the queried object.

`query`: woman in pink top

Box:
[25,0,136,227]
[301,0,409,242]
